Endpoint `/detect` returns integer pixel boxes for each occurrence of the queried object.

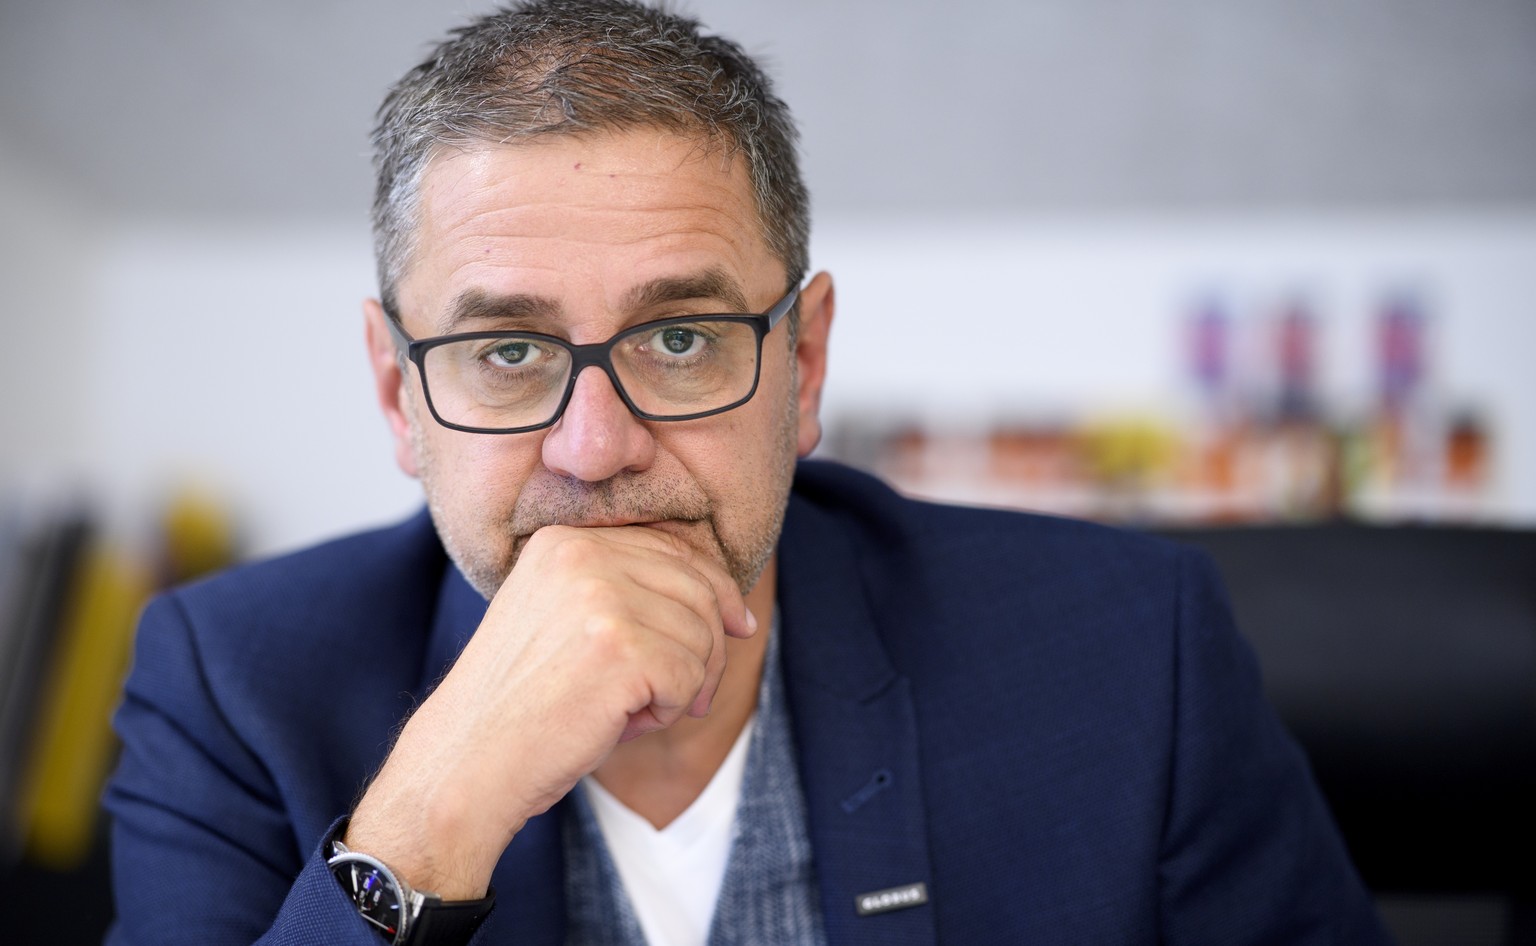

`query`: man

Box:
[105,2,1392,944]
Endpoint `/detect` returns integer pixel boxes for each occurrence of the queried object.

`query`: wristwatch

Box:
[328,838,495,946]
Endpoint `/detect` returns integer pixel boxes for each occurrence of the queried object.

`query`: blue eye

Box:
[659,328,701,356]
[488,341,534,366]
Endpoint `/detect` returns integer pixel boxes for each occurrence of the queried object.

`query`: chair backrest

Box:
[1154,524,1536,899]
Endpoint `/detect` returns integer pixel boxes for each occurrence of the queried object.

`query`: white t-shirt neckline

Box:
[581,714,757,946]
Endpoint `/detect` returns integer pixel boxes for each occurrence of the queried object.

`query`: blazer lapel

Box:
[778,495,939,946]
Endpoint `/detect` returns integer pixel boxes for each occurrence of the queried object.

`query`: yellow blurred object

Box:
[1077,418,1179,487]
[18,545,149,869]
[162,487,238,583]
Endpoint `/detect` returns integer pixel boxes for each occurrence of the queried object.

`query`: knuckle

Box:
[683,633,713,683]
[693,612,723,653]
[657,660,707,709]
[521,524,564,553]
[688,653,711,690]
[665,564,723,624]
[542,529,599,567]
[679,570,719,614]
[571,574,615,604]
[580,613,634,659]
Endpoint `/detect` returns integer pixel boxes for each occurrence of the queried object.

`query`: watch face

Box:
[334,856,403,938]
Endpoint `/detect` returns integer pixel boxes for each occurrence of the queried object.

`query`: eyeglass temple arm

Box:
[383,311,413,353]
[764,285,801,331]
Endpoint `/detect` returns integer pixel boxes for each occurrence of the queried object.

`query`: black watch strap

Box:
[405,892,497,946]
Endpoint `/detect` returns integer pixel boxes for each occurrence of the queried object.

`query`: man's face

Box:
[365,129,832,600]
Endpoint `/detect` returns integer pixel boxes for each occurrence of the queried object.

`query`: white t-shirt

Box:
[581,716,756,946]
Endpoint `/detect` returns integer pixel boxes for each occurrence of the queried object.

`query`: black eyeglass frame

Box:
[386,285,800,434]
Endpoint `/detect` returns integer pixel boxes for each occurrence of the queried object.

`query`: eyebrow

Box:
[440,290,562,334]
[439,268,752,335]
[623,270,750,315]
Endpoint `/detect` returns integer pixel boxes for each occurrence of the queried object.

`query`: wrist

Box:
[350,691,548,894]
[328,823,496,945]
[344,794,514,901]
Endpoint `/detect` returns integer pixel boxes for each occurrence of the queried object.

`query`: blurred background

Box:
[1,1,1533,943]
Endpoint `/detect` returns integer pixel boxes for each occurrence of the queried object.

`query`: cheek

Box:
[421,426,545,510]
[695,380,785,456]
[670,379,796,500]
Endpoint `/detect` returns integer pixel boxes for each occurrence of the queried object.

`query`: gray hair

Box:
[371,0,809,317]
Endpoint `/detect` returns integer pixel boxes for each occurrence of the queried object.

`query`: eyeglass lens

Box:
[421,317,762,430]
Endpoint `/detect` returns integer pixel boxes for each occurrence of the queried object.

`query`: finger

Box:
[517,524,740,723]
[606,561,728,720]
[523,526,736,643]
[596,547,730,718]
[587,594,715,710]
[619,707,666,743]
[608,546,726,639]
[597,526,756,640]
[620,620,714,729]
[686,625,728,719]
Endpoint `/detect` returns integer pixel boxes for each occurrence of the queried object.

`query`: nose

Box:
[540,365,656,482]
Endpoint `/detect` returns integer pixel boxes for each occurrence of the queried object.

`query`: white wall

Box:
[0,145,98,492]
[77,224,422,557]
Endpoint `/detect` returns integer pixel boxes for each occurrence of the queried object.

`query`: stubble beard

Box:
[407,375,800,603]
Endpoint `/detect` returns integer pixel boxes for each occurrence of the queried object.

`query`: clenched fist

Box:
[344,523,758,899]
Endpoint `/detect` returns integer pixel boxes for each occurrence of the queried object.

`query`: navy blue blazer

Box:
[105,460,1390,944]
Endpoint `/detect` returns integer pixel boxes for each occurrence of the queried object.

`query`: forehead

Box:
[399,129,779,324]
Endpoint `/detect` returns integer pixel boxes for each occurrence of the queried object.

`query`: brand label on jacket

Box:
[855,882,929,917]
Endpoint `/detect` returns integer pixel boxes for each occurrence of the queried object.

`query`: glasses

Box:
[387,286,799,434]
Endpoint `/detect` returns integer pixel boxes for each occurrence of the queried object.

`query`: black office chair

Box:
[1156,523,1536,946]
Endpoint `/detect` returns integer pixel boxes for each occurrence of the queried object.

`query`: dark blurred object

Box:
[1158,523,1536,945]
[0,488,239,944]
[4,825,113,945]
[0,508,91,862]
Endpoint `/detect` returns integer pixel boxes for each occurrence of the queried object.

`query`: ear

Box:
[792,271,835,457]
[363,298,420,478]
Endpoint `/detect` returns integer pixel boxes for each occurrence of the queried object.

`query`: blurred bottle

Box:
[1378,291,1426,418]
[1189,295,1233,422]
[1442,410,1492,517]
[1181,295,1244,520]
[1364,291,1436,515]
[1274,297,1320,423]
[1262,296,1337,519]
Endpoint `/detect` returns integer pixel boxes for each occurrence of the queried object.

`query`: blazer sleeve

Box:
[1157,549,1394,944]
[103,593,386,946]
